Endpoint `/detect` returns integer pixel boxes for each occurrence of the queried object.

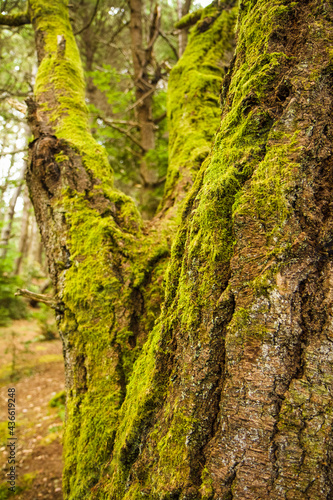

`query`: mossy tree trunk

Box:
[24,0,234,498]
[24,0,333,498]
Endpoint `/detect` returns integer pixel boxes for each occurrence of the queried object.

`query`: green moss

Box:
[30,2,170,497]
[200,467,214,499]
[54,152,69,163]
[38,354,62,363]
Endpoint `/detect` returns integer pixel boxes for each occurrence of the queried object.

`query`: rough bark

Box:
[23,0,333,498]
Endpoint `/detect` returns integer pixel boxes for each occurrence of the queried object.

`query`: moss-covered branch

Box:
[0,11,30,26]
[175,8,203,30]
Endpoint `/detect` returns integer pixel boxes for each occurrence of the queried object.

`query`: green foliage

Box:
[0,473,37,499]
[87,64,133,113]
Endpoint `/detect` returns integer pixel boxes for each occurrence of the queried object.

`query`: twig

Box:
[15,288,61,310]
[7,98,27,114]
[125,87,155,113]
[154,111,166,124]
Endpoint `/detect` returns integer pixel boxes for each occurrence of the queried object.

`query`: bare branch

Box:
[158,29,179,60]
[15,288,60,310]
[125,86,155,113]
[147,4,161,52]
[0,148,27,157]
[99,116,145,151]
[7,97,27,114]
[153,111,166,124]
[100,118,139,128]
[74,0,101,36]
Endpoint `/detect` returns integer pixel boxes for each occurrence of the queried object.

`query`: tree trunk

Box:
[0,148,16,217]
[0,162,26,260]
[25,0,333,498]
[27,215,42,265]
[129,0,159,186]
[177,0,191,57]
[25,0,234,497]
[96,1,333,498]
[13,184,31,275]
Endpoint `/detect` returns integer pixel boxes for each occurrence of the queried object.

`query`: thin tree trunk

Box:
[13,184,31,275]
[177,0,191,56]
[129,0,159,186]
[0,162,26,260]
[27,216,42,265]
[0,152,16,222]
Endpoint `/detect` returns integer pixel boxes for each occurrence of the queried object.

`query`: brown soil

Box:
[0,313,65,499]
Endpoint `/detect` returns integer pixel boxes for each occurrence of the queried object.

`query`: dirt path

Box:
[0,316,65,499]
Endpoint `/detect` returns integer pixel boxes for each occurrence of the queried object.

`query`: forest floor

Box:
[0,310,64,499]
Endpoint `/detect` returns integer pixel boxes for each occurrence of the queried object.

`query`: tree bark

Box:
[92,1,333,499]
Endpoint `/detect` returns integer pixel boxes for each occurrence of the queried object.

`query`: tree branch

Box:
[0,148,27,157]
[7,97,27,114]
[74,0,101,36]
[0,11,30,26]
[158,29,179,60]
[99,116,145,151]
[175,8,202,30]
[125,86,155,113]
[153,111,166,124]
[15,288,61,310]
